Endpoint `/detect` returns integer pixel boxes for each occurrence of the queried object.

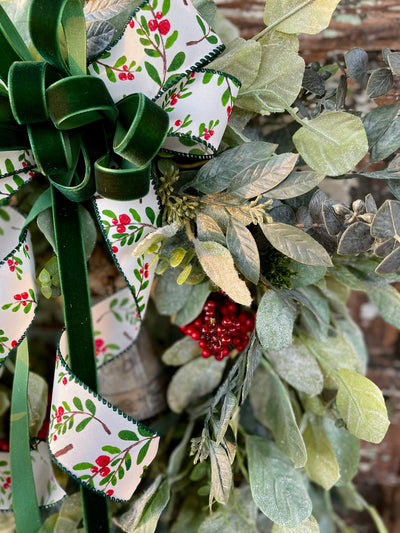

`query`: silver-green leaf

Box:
[226,217,260,284]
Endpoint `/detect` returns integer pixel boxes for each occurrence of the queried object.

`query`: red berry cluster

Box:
[14,292,30,305]
[111,213,131,233]
[148,11,170,34]
[180,294,255,361]
[92,455,111,477]
[118,65,135,81]
[202,127,214,141]
[170,92,180,106]
[3,475,11,490]
[7,258,18,272]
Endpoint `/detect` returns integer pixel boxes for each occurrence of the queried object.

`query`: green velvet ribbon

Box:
[0,1,169,531]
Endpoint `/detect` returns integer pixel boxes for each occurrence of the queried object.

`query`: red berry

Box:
[21,292,29,299]
[155,11,162,19]
[190,72,195,78]
[222,318,232,327]
[123,65,128,71]
[199,339,207,348]
[9,266,15,272]
[191,331,200,340]
[204,301,216,311]
[58,406,65,416]
[14,294,22,300]
[62,377,67,385]
[129,20,135,28]
[209,130,215,136]
[3,483,9,489]
[116,224,126,233]
[112,218,118,225]
[22,301,27,306]
[106,489,114,496]
[53,435,57,441]
[144,271,149,278]
[90,466,98,473]
[159,19,170,34]
[171,98,178,106]
[215,353,224,361]
[220,335,231,346]
[194,318,202,328]
[201,349,211,358]
[7,259,12,266]
[119,213,131,224]
[222,347,230,357]
[175,119,182,127]
[227,106,232,118]
[127,72,134,80]
[119,72,127,80]
[95,455,111,468]
[100,467,110,477]
[22,161,27,167]
[227,302,237,314]
[25,245,29,251]
[112,246,118,253]
[6,477,11,484]
[11,340,17,348]
[148,19,157,31]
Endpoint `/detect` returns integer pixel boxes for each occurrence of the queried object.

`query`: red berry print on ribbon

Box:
[180,293,255,361]
[2,289,36,314]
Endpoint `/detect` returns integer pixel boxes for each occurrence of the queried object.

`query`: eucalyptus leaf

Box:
[388,51,400,75]
[337,222,373,255]
[174,282,211,326]
[161,336,202,366]
[114,475,164,532]
[367,68,393,99]
[362,278,400,329]
[249,364,307,468]
[271,515,320,533]
[336,368,390,443]
[190,141,277,194]
[290,262,326,288]
[227,152,298,198]
[375,247,400,275]
[240,336,263,404]
[256,290,297,351]
[154,267,193,315]
[194,240,252,306]
[86,21,115,58]
[303,420,340,490]
[302,68,324,96]
[226,217,260,284]
[362,103,400,155]
[246,436,312,526]
[266,171,325,200]
[167,356,227,413]
[267,338,324,396]
[237,34,304,114]
[196,212,226,245]
[322,418,360,486]
[214,392,237,446]
[306,335,360,390]
[322,201,344,236]
[345,48,368,81]
[263,0,340,35]
[209,440,232,507]
[371,199,400,240]
[208,38,261,92]
[370,116,400,163]
[293,112,368,176]
[260,222,333,266]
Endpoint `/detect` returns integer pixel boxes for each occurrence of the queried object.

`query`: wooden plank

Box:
[216,0,400,61]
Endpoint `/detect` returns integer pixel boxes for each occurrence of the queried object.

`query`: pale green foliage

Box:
[256,290,297,351]
[293,112,368,176]
[272,515,320,533]
[194,239,252,305]
[336,369,390,444]
[246,436,312,527]
[263,0,341,35]
[303,420,340,490]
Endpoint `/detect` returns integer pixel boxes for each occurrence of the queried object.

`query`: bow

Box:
[0,0,239,519]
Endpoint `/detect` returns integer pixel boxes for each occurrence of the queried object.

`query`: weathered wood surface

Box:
[216,0,400,60]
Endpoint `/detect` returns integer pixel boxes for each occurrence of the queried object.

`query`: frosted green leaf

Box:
[227,152,298,198]
[293,112,368,176]
[260,222,333,266]
[167,356,227,413]
[322,418,360,486]
[194,240,252,306]
[208,38,261,91]
[134,478,170,533]
[256,290,296,351]
[237,33,304,114]
[226,217,260,284]
[131,222,180,256]
[267,171,325,200]
[174,282,211,326]
[264,0,340,35]
[209,441,232,507]
[161,336,202,366]
[268,338,324,396]
[306,334,360,389]
[303,420,340,490]
[336,368,390,443]
[196,212,226,245]
[246,436,312,526]
[249,364,307,468]
[363,278,400,330]
[272,515,320,532]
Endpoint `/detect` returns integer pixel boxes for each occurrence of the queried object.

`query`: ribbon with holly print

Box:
[0,0,240,525]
